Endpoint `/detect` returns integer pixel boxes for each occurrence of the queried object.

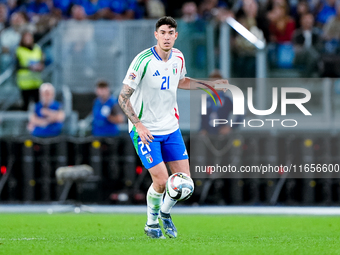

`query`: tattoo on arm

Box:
[118,84,140,125]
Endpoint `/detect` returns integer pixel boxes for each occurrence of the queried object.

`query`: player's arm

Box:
[178,77,228,91]
[118,84,154,145]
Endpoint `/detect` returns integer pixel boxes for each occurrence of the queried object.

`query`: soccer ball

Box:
[166,172,194,201]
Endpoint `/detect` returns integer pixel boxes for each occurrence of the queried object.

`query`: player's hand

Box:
[213,79,229,92]
[135,122,154,145]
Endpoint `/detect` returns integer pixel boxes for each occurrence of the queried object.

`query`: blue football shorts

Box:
[129,128,188,169]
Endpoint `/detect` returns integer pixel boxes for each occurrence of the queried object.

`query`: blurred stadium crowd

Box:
[1,0,340,79]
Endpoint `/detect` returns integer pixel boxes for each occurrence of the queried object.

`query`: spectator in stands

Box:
[240,0,265,38]
[293,0,310,28]
[199,0,230,21]
[52,0,73,18]
[264,0,292,21]
[26,0,57,37]
[63,5,95,77]
[26,0,51,19]
[268,4,295,43]
[267,2,296,68]
[27,83,65,137]
[177,1,206,72]
[232,0,269,41]
[233,0,265,77]
[1,12,35,72]
[77,0,112,20]
[323,2,340,41]
[265,0,290,12]
[0,3,9,30]
[292,13,322,76]
[95,0,139,20]
[92,80,124,137]
[181,1,199,23]
[7,0,24,17]
[315,0,336,27]
[247,0,270,41]
[16,31,44,110]
[144,0,165,19]
[180,1,203,28]
[318,2,340,76]
[321,2,340,55]
[69,4,89,21]
[132,0,146,19]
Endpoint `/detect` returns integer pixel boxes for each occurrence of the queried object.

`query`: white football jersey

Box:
[123,46,187,135]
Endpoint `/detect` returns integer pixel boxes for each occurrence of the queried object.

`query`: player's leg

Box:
[168,159,190,176]
[159,129,189,238]
[161,159,190,211]
[130,130,167,238]
[160,159,190,238]
[144,162,169,239]
[146,162,168,225]
[161,159,190,214]
[161,130,190,214]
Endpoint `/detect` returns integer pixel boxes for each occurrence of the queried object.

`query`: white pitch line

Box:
[1,205,340,215]
[0,238,47,241]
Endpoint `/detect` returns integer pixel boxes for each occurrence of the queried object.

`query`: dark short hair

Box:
[96,80,109,88]
[19,31,34,47]
[155,16,177,31]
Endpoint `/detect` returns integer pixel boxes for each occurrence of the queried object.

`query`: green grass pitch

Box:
[0,214,339,255]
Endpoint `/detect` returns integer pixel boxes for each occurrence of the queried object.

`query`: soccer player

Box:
[118,16,228,239]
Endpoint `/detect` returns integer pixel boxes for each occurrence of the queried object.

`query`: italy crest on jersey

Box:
[172,63,177,75]
[146,154,153,163]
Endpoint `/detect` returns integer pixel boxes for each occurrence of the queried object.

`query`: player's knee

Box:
[153,180,167,193]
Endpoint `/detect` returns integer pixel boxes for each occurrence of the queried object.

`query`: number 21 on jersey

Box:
[161,76,170,90]
[138,141,151,155]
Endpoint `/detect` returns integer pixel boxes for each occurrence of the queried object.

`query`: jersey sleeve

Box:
[122,51,148,90]
[179,54,187,80]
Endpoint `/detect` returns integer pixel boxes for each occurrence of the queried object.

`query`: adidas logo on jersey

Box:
[153,70,160,76]
[183,149,188,156]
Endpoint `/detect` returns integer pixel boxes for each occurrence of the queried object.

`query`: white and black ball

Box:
[166,172,194,201]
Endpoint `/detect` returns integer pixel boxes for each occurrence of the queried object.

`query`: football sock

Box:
[160,192,177,214]
[146,184,164,225]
